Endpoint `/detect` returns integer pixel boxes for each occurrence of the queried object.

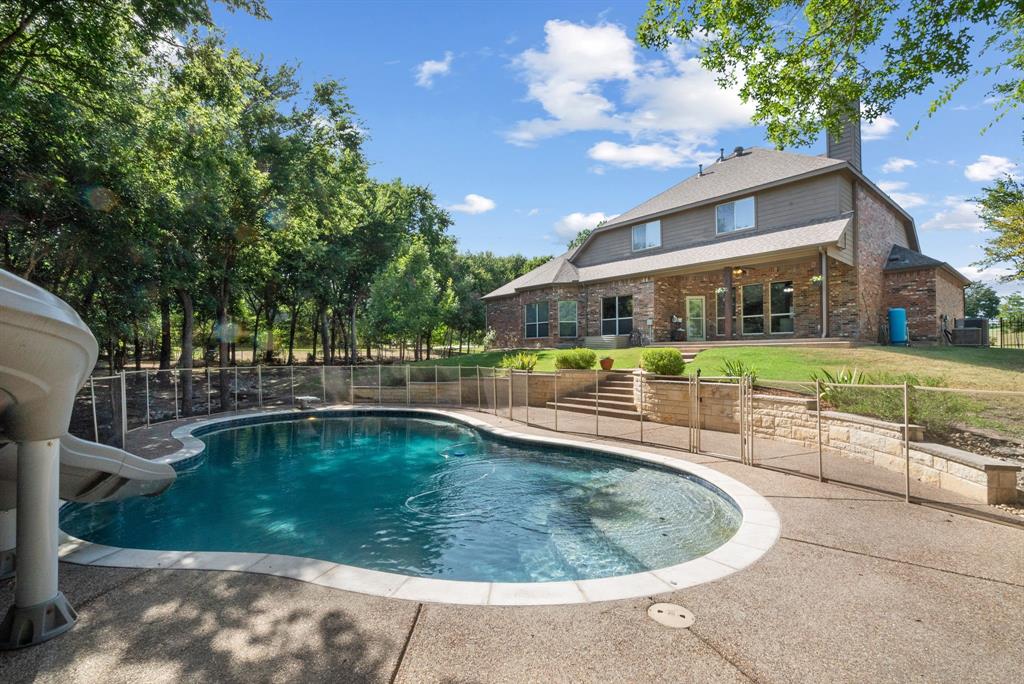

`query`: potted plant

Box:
[600,356,614,371]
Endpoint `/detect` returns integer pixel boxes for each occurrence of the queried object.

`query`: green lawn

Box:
[415,345,1024,391]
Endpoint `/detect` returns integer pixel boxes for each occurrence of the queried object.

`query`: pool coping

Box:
[59,406,781,606]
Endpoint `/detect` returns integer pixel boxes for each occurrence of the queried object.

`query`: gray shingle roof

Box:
[483,216,850,298]
[598,147,845,231]
[883,244,971,285]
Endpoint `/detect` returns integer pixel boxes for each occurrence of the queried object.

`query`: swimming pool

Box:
[60,409,778,601]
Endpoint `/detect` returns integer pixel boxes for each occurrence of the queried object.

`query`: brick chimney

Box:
[826,106,862,171]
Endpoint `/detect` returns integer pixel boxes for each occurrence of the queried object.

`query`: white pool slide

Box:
[0,269,175,649]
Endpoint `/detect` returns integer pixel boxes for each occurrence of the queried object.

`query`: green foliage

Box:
[811,369,969,437]
[719,358,758,384]
[554,348,597,370]
[641,348,686,376]
[636,0,1023,148]
[1000,292,1024,317]
[497,351,538,371]
[567,228,592,250]
[964,282,1002,318]
[973,176,1023,283]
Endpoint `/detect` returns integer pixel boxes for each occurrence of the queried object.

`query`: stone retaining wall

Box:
[632,372,1019,504]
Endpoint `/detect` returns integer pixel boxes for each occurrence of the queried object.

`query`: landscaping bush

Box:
[720,358,759,384]
[641,348,686,376]
[554,348,597,370]
[811,368,970,437]
[497,351,538,371]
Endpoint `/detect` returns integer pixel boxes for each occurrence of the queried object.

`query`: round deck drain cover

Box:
[647,603,694,629]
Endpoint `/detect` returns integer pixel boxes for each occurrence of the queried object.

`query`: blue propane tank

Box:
[888,308,908,346]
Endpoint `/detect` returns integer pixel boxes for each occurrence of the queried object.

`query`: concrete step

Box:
[545,401,641,421]
[570,395,638,410]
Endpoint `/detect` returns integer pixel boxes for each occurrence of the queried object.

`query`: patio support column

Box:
[722,267,733,339]
[820,250,829,338]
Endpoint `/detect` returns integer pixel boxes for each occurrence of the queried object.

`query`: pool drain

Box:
[647,603,694,629]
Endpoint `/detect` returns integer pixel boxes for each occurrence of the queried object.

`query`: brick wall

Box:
[484,285,584,348]
[935,269,965,333]
[884,268,938,341]
[855,184,911,341]
[652,256,825,340]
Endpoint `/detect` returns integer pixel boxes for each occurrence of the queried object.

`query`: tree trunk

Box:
[349,301,358,366]
[287,303,298,365]
[319,308,331,366]
[250,308,261,365]
[264,305,277,363]
[176,288,194,417]
[159,296,172,370]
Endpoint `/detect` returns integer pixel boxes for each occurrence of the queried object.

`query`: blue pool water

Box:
[61,414,742,582]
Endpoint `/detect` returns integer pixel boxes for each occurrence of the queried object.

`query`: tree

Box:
[964,282,1002,318]
[1000,292,1024,317]
[567,228,592,250]
[637,1,1023,147]
[973,175,1024,282]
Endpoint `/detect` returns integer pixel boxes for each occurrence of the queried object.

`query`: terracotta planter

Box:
[600,357,614,371]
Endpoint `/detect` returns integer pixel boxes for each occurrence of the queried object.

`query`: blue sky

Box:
[213,1,1022,295]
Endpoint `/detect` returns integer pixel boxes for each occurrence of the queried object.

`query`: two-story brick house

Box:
[483,124,969,348]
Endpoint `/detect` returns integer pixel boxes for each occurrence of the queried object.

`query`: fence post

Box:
[257,364,263,407]
[525,371,530,425]
[903,382,910,503]
[738,375,745,464]
[816,379,823,481]
[434,365,439,405]
[349,366,355,405]
[321,364,327,403]
[378,365,382,405]
[594,370,599,436]
[173,372,180,420]
[118,371,128,446]
[206,367,212,415]
[144,370,151,428]
[458,367,463,408]
[90,377,99,442]
[290,365,295,406]
[694,375,701,453]
[492,371,497,416]
[406,365,411,405]
[476,366,481,412]
[507,369,513,419]
[233,367,238,411]
[638,371,644,444]
[554,370,559,432]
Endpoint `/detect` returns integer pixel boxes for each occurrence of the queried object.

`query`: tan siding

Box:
[838,174,853,213]
[573,172,847,268]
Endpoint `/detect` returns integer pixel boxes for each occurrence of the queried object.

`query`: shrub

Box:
[554,348,597,370]
[641,348,686,376]
[720,358,759,384]
[811,368,970,437]
[497,351,538,371]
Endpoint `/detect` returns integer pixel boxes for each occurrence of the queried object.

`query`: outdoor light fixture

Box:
[783,286,794,294]
[732,267,745,276]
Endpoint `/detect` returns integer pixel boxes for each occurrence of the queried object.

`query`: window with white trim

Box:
[524,301,549,339]
[741,283,764,334]
[601,296,633,335]
[716,197,756,234]
[631,221,661,251]
[558,300,578,338]
[770,281,795,333]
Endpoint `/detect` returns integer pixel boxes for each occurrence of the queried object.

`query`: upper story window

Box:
[716,197,756,235]
[631,220,661,251]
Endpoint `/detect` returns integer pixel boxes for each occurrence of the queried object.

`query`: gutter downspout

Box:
[820,249,829,338]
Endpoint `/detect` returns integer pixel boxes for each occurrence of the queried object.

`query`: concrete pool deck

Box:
[2,408,1022,682]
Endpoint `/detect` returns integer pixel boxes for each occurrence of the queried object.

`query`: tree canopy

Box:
[637,0,1023,147]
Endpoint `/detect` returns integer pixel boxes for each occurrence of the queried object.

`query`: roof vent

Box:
[719,148,725,161]
[698,163,704,176]
[733,145,744,156]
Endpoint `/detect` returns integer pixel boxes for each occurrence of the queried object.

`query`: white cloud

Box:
[861,114,898,141]
[876,181,927,208]
[449,194,495,214]
[415,51,453,88]
[507,21,753,169]
[921,196,985,231]
[881,157,916,173]
[964,154,1019,182]
[554,211,617,238]
[953,264,1019,295]
[527,208,540,216]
